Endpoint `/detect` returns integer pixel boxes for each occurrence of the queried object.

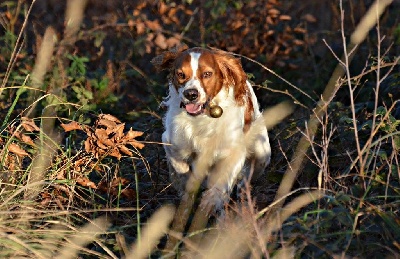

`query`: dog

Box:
[152,44,271,212]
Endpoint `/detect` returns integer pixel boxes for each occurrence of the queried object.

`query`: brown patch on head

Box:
[195,49,224,100]
[171,51,193,90]
[214,50,248,105]
[211,49,254,131]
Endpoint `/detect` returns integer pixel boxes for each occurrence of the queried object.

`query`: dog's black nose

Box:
[183,89,199,101]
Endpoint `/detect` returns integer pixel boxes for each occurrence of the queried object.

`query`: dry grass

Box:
[0,0,399,258]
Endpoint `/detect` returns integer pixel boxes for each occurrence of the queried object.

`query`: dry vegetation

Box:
[0,0,399,258]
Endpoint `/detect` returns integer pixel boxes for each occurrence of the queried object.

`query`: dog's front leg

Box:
[163,132,191,193]
[201,147,247,213]
[163,132,191,174]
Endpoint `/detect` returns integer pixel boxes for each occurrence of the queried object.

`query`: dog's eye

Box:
[203,71,212,78]
[176,71,185,79]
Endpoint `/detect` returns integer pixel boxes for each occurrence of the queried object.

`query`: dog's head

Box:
[152,44,248,116]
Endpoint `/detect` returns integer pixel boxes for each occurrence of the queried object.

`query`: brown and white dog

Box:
[152,44,271,212]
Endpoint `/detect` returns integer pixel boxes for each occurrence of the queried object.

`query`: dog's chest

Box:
[168,107,245,152]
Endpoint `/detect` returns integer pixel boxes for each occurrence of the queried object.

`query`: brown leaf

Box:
[21,134,35,146]
[109,147,122,160]
[114,123,125,139]
[154,33,168,49]
[166,35,182,48]
[293,27,307,34]
[84,139,91,153]
[111,177,130,187]
[96,138,109,150]
[95,128,110,142]
[121,189,136,199]
[8,143,29,157]
[119,144,133,157]
[99,114,121,123]
[61,121,82,132]
[125,128,144,140]
[97,118,118,129]
[302,14,317,23]
[279,15,291,21]
[293,39,305,46]
[268,8,280,17]
[127,140,145,150]
[159,1,168,15]
[145,20,162,31]
[21,117,40,132]
[76,177,97,189]
[136,21,146,35]
[96,129,115,147]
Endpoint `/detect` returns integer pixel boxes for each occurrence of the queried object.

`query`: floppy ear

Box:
[151,43,189,71]
[215,51,248,105]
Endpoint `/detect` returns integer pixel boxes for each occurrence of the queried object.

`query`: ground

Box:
[0,0,399,258]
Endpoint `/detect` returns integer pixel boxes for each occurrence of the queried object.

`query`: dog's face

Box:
[152,44,249,116]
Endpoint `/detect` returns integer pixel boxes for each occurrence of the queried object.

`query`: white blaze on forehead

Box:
[190,52,201,78]
[178,51,207,104]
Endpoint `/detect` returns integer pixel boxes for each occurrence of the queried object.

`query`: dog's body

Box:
[152,45,271,211]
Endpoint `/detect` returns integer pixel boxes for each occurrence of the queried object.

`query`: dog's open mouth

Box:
[180,102,205,116]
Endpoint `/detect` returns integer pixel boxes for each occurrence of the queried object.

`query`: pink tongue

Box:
[185,103,202,114]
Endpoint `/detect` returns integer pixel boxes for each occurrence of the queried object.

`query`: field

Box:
[0,0,399,258]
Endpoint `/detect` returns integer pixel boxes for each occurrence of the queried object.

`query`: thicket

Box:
[0,0,399,258]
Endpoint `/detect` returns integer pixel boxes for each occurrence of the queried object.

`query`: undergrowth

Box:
[0,0,399,258]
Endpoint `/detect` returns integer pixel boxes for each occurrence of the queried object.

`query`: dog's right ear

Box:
[151,43,189,71]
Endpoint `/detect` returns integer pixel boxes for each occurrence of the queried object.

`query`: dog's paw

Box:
[200,187,229,214]
[170,158,190,174]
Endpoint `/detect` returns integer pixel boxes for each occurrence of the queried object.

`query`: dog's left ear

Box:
[151,43,189,71]
[215,52,248,105]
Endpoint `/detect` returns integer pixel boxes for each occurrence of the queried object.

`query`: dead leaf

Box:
[96,138,109,150]
[279,15,291,21]
[268,8,280,17]
[95,128,111,142]
[294,27,307,34]
[21,117,40,132]
[119,144,133,156]
[293,39,305,46]
[127,140,145,150]
[21,134,35,146]
[125,128,144,140]
[302,14,317,23]
[97,118,118,129]
[84,138,92,153]
[8,143,29,157]
[99,114,121,123]
[111,177,130,187]
[121,189,136,199]
[166,35,182,48]
[113,123,126,139]
[109,147,122,160]
[159,1,168,15]
[136,21,146,35]
[76,177,97,189]
[155,33,168,49]
[61,121,82,132]
[145,20,162,31]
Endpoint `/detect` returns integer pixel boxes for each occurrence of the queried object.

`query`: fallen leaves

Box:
[61,121,82,131]
[61,114,144,160]
[21,117,41,132]
[40,113,144,204]
[83,114,144,160]
[76,176,97,189]
[8,143,29,157]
